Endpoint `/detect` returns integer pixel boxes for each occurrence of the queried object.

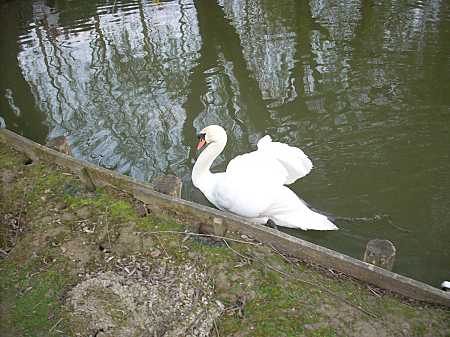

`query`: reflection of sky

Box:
[18,0,201,181]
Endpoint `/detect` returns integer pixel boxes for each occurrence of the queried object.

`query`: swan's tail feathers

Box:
[271,211,338,231]
[266,187,338,230]
[257,135,313,184]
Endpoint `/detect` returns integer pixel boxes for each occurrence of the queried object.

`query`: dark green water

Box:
[1,0,449,286]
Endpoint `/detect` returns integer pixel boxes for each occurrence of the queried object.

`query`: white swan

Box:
[192,125,337,230]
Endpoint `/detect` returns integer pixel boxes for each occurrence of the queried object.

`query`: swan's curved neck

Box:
[192,140,226,188]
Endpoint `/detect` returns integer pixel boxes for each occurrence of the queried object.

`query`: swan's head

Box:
[196,125,227,150]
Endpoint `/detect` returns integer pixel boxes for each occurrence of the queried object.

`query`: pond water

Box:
[1,0,449,287]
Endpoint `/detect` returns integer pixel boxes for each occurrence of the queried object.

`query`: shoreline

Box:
[1,137,449,336]
[0,128,449,307]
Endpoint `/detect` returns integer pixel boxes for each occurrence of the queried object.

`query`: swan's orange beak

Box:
[197,139,206,150]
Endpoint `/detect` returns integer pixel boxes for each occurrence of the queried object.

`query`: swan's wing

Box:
[225,149,288,187]
[218,150,289,216]
[256,135,313,184]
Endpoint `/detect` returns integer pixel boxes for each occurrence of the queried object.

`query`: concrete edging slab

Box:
[1,128,449,307]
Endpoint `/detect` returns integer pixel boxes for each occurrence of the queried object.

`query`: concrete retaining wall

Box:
[1,128,449,307]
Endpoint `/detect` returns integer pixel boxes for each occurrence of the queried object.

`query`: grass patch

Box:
[0,254,72,337]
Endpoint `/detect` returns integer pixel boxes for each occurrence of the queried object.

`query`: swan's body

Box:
[192,125,337,230]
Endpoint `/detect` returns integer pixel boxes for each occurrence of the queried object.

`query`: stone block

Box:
[152,175,182,198]
[363,239,396,271]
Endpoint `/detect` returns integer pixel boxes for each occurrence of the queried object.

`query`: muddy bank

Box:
[0,143,449,337]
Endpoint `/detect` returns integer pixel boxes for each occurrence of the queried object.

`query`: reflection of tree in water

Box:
[18,0,200,181]
[15,0,448,180]
[293,0,450,218]
[221,0,298,107]
[266,0,447,142]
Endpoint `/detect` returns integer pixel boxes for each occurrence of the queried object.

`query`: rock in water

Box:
[363,239,396,271]
[46,135,71,155]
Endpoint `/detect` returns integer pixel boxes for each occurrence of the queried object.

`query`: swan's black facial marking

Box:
[196,133,207,150]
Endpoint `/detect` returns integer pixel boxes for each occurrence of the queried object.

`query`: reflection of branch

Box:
[42,15,79,124]
[35,24,64,124]
[138,0,169,88]
[92,13,118,117]
[178,0,188,56]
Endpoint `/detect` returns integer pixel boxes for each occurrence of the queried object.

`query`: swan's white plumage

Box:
[192,125,337,231]
[256,135,313,183]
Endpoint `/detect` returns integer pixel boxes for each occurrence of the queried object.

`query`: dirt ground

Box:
[0,143,449,337]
